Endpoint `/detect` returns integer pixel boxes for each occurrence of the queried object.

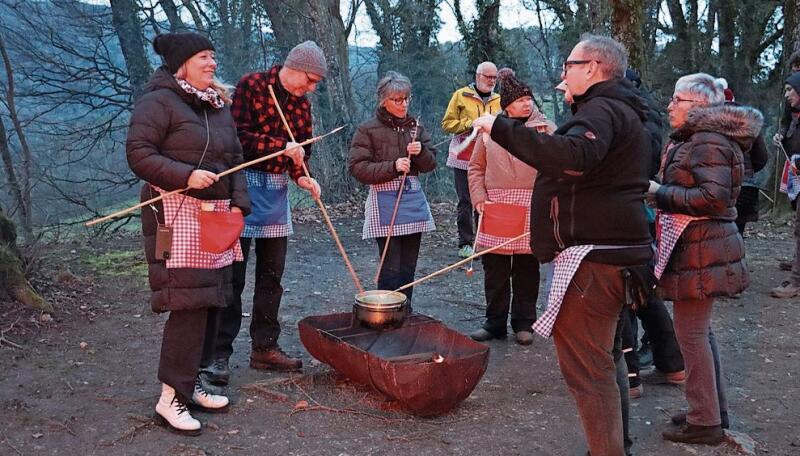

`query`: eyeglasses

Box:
[477,73,498,81]
[388,95,412,105]
[562,59,601,75]
[304,72,323,85]
[669,96,699,104]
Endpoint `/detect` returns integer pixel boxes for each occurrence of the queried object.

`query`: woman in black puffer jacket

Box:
[647,73,762,446]
[126,33,250,436]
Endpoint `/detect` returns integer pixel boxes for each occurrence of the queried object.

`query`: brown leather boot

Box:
[671,411,729,429]
[662,424,724,445]
[250,347,302,371]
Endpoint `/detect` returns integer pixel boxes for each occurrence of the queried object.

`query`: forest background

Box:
[0,0,796,243]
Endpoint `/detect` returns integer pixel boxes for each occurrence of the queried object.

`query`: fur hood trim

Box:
[673,104,764,146]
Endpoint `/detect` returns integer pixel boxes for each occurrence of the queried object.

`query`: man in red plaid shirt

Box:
[204,41,326,381]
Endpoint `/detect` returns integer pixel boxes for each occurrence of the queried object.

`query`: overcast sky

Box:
[86,0,547,47]
[348,1,546,46]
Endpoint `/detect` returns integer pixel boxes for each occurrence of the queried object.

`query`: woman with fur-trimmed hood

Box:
[646,73,763,446]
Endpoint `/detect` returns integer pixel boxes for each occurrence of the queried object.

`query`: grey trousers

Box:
[673,298,724,426]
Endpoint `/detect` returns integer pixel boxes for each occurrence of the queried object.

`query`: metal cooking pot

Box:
[353,290,409,330]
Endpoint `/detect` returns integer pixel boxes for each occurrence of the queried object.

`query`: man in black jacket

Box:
[475,34,652,456]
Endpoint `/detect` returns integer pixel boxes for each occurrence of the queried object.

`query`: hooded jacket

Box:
[126,66,250,313]
[441,83,501,135]
[489,78,653,264]
[655,104,763,301]
[467,111,555,205]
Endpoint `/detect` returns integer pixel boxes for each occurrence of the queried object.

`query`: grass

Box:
[82,249,147,278]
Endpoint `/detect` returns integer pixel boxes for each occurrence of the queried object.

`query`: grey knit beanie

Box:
[284,41,328,79]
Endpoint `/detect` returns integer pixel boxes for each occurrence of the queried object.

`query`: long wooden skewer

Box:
[394,232,528,292]
[268,85,364,294]
[466,212,483,275]
[84,127,345,227]
[374,117,419,285]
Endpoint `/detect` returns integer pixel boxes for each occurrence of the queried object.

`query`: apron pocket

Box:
[377,187,429,226]
[200,211,244,253]
[483,202,527,237]
[245,186,288,226]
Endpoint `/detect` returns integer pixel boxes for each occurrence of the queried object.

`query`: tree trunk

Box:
[610,0,646,73]
[0,116,29,240]
[159,0,188,32]
[793,0,800,55]
[0,209,51,312]
[263,0,357,198]
[718,0,736,87]
[0,32,34,241]
[110,0,152,100]
[453,0,506,72]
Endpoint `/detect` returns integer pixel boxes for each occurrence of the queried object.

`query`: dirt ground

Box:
[1,202,799,456]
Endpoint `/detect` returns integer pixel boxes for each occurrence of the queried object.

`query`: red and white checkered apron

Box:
[476,188,532,255]
[654,211,706,279]
[532,245,595,338]
[155,188,244,269]
[446,130,475,170]
[362,176,435,239]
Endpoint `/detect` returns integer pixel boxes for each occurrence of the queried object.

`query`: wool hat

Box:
[724,88,735,102]
[498,68,533,110]
[284,41,328,79]
[787,72,800,94]
[153,32,215,74]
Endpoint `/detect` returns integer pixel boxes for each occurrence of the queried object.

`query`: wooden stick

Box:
[84,127,344,227]
[268,85,364,294]
[394,232,528,292]
[374,173,407,285]
[467,212,483,272]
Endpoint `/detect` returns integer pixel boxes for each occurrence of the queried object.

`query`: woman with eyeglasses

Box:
[348,71,437,301]
[645,73,762,445]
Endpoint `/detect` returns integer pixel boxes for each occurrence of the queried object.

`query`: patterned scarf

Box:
[176,78,224,109]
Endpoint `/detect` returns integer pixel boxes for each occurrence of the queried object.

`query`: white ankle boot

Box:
[154,383,202,435]
[191,376,230,413]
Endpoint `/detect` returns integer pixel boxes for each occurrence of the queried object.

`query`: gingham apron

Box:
[532,245,595,337]
[533,244,652,338]
[362,176,435,239]
[446,130,476,170]
[779,154,800,201]
[242,170,293,238]
[653,211,707,279]
[475,188,532,254]
[154,188,244,269]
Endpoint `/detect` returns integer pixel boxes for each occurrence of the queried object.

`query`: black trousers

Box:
[623,293,686,385]
[375,233,422,301]
[453,168,474,247]
[158,307,220,402]
[216,236,288,358]
[637,295,685,372]
[481,253,539,334]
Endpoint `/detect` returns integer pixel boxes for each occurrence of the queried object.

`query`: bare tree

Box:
[110,0,152,100]
[0,31,33,240]
[159,0,188,32]
[452,0,509,72]
[610,0,646,73]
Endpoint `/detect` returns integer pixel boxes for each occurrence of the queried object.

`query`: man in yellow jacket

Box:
[441,61,501,257]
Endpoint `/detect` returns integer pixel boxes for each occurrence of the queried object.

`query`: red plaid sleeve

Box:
[230,72,299,177]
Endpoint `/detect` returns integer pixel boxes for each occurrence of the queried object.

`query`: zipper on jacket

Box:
[550,196,566,250]
[569,183,577,241]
